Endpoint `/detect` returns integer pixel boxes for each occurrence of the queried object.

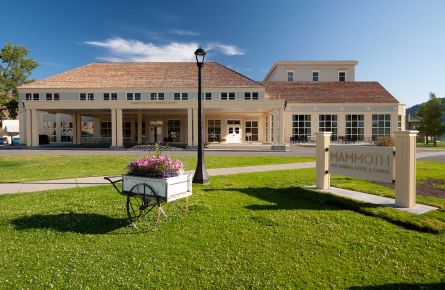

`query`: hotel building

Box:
[17,60,405,149]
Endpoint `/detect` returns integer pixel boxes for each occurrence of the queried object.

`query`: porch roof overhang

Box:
[23,99,285,113]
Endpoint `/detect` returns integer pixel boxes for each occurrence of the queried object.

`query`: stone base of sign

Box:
[306,186,438,215]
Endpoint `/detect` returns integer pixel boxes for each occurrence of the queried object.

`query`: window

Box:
[287,71,294,82]
[181,93,188,100]
[80,93,86,101]
[319,114,338,141]
[245,121,259,142]
[123,122,132,139]
[150,93,157,100]
[127,93,133,100]
[205,93,212,100]
[49,121,57,142]
[25,93,32,100]
[229,92,235,100]
[345,114,364,141]
[135,93,141,100]
[103,93,110,101]
[252,92,259,100]
[338,71,346,82]
[372,114,391,142]
[158,93,164,100]
[245,92,251,100]
[221,92,228,100]
[207,120,221,142]
[292,115,311,142]
[111,93,117,100]
[398,115,402,131]
[174,93,181,100]
[312,71,319,82]
[88,93,94,101]
[46,93,52,101]
[54,93,60,101]
[33,93,40,101]
[167,120,181,142]
[100,121,112,138]
[227,120,241,125]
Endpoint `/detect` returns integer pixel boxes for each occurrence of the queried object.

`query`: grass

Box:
[0,155,314,182]
[1,169,445,288]
[417,142,445,148]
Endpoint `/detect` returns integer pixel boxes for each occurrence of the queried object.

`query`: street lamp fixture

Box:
[192,47,209,184]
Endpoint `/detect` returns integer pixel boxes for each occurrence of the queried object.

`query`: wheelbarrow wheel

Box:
[126,183,159,224]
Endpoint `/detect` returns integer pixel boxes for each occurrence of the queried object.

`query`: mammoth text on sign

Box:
[329,145,394,183]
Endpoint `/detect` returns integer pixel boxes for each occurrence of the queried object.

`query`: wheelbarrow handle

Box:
[104,176,123,194]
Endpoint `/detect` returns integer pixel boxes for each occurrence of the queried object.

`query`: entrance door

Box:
[150,126,163,143]
[149,121,163,143]
[227,126,241,143]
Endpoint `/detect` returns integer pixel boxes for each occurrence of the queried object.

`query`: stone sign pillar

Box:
[316,132,331,189]
[395,130,418,208]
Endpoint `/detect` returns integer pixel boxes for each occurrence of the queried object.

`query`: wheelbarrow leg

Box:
[156,206,161,225]
[184,197,189,212]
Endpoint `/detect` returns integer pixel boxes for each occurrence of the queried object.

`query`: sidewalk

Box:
[0,162,316,195]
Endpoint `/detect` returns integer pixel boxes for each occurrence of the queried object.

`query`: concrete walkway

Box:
[0,162,315,195]
[307,186,438,215]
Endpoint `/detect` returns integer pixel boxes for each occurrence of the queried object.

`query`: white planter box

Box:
[122,174,192,202]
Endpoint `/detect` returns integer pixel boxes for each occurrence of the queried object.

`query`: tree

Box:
[0,42,38,122]
[416,92,444,146]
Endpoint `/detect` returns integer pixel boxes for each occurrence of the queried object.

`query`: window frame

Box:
[205,92,212,100]
[312,71,319,82]
[33,93,40,101]
[46,93,53,101]
[287,70,294,82]
[53,93,60,101]
[338,70,346,82]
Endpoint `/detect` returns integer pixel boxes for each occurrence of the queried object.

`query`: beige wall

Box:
[284,103,406,143]
[265,62,356,82]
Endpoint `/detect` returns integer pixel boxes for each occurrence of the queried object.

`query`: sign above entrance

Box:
[329,145,393,183]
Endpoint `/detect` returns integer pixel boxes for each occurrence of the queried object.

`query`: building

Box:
[17,60,405,148]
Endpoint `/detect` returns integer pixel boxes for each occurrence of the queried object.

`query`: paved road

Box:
[0,146,316,156]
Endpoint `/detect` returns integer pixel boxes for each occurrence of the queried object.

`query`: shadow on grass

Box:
[204,186,440,233]
[12,212,128,234]
[349,281,445,289]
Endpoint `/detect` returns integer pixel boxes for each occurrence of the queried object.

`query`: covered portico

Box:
[21,99,286,149]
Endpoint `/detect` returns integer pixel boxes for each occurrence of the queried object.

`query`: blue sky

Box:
[1,0,444,107]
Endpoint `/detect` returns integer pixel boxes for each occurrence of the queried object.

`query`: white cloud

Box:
[84,37,245,62]
[206,42,245,56]
[85,38,199,61]
[170,29,200,36]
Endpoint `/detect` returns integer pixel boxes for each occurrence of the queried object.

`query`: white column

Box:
[316,132,331,189]
[137,113,143,144]
[116,109,123,147]
[279,108,285,145]
[56,114,61,142]
[272,108,279,145]
[111,109,117,147]
[267,113,272,143]
[193,108,198,146]
[31,109,39,146]
[71,113,77,144]
[187,108,193,147]
[130,115,136,143]
[76,113,82,144]
[26,110,32,146]
[395,130,418,208]
[19,109,26,144]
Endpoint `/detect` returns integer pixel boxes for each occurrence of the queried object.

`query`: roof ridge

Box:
[214,62,264,88]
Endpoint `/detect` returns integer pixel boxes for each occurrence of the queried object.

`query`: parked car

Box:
[11,136,20,145]
[0,137,8,145]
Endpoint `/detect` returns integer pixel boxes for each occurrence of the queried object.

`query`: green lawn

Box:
[417,142,445,148]
[0,155,314,182]
[1,168,445,288]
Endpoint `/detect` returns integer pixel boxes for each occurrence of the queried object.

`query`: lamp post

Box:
[192,47,209,184]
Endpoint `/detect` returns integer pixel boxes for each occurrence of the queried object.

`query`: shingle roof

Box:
[261,81,398,103]
[19,62,263,89]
